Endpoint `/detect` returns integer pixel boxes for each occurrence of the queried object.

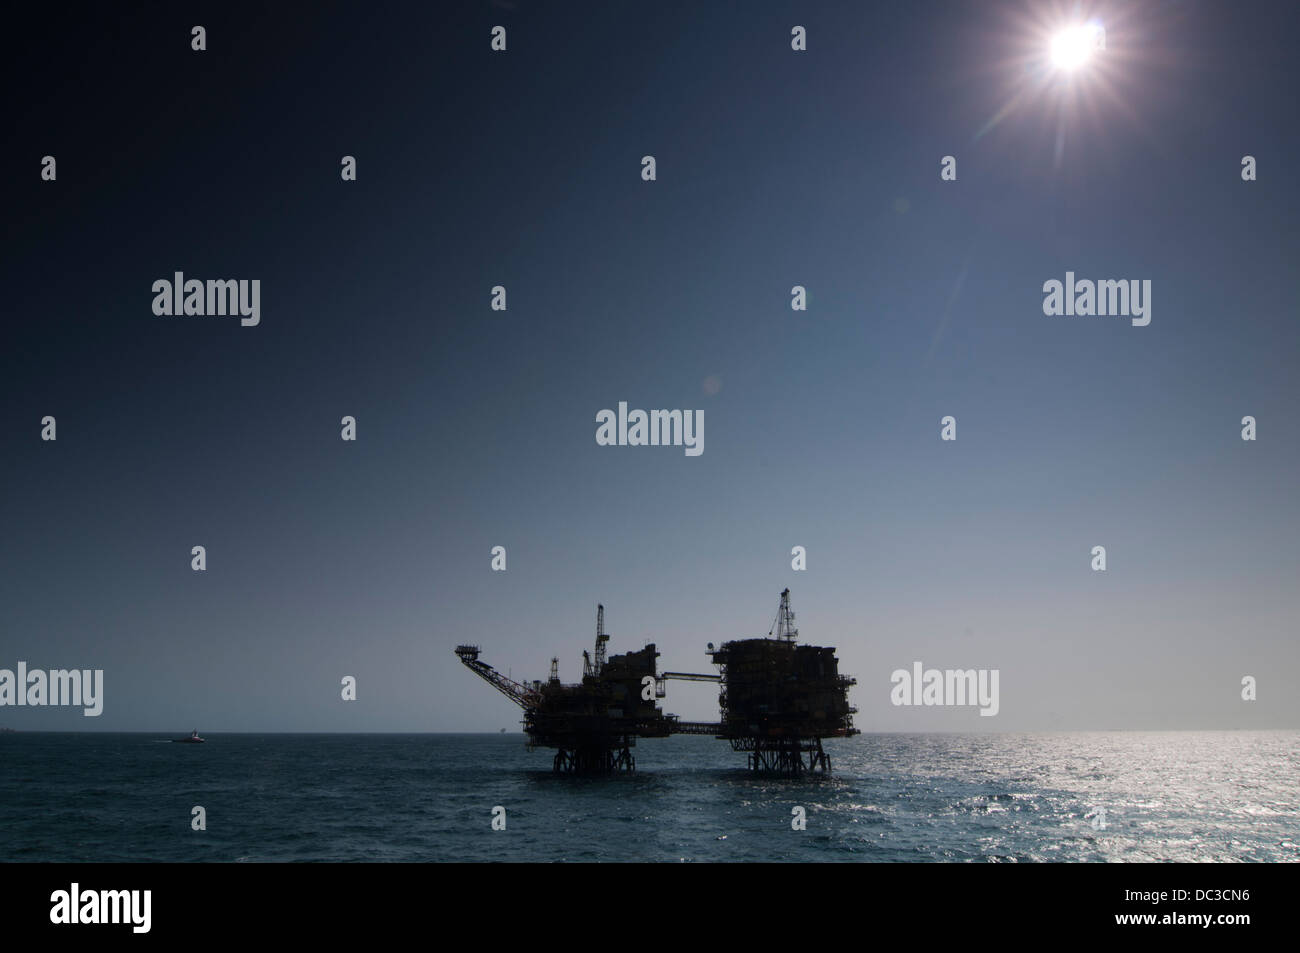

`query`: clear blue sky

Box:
[2,0,1296,731]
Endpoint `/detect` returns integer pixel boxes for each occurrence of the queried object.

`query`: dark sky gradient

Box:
[3,0,1297,731]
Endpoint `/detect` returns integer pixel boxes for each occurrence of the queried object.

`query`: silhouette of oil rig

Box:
[710,587,859,773]
[454,588,857,775]
[455,604,668,772]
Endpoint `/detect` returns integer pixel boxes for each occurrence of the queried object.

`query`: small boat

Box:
[172,729,205,744]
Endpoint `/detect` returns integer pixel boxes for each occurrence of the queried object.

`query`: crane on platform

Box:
[454,645,541,709]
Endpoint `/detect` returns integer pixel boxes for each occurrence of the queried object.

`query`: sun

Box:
[1050,23,1105,71]
[971,7,1147,169]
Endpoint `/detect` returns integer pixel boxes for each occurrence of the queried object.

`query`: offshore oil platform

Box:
[709,588,859,773]
[454,605,671,773]
[454,589,857,776]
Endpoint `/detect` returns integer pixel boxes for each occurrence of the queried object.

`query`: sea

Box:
[1,731,1297,862]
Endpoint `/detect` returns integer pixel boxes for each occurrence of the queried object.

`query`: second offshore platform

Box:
[454,588,858,775]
